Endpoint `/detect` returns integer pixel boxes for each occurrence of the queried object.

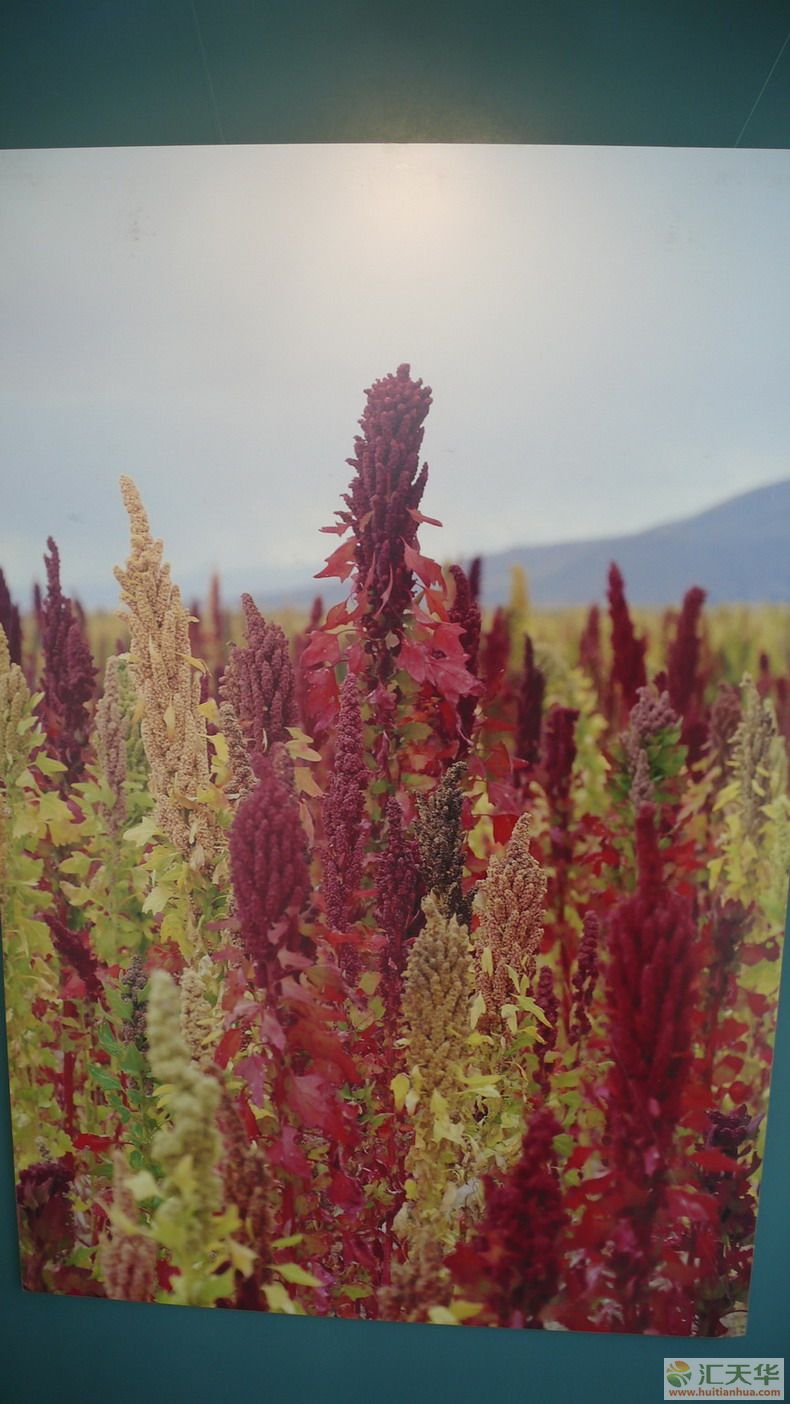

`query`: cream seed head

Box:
[114,477,220,865]
[475,812,546,1026]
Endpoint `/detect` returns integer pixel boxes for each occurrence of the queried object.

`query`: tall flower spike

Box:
[376,797,422,1004]
[113,477,220,866]
[0,568,22,666]
[147,973,221,1194]
[733,674,786,840]
[475,812,546,1027]
[605,804,696,1179]
[541,704,579,808]
[93,655,127,834]
[218,699,255,803]
[448,564,482,750]
[415,761,470,925]
[321,670,367,933]
[220,593,297,756]
[229,747,309,987]
[516,635,545,767]
[179,966,221,1070]
[146,970,223,1284]
[400,894,474,1236]
[402,894,473,1100]
[217,1093,272,1303]
[607,562,647,714]
[0,624,32,789]
[332,363,432,658]
[379,1224,452,1323]
[621,684,679,808]
[667,586,706,718]
[39,536,96,785]
[467,556,482,605]
[579,603,603,695]
[481,606,510,694]
[449,1107,567,1327]
[570,910,600,1043]
[708,682,742,772]
[101,1151,157,1302]
[1,624,37,900]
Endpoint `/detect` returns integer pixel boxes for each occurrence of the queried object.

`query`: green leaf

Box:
[88,1064,122,1094]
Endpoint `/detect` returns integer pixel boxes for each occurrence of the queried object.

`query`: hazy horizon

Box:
[2,143,789,605]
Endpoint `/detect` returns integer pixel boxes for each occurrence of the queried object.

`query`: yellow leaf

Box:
[480,945,493,976]
[263,1282,301,1315]
[470,992,486,1030]
[285,727,322,763]
[125,1170,160,1201]
[276,1262,322,1287]
[212,731,229,765]
[294,765,323,798]
[171,1154,196,1195]
[163,702,176,739]
[360,971,381,996]
[519,995,552,1028]
[390,1072,410,1112]
[142,884,168,916]
[430,1088,448,1118]
[404,1178,418,1202]
[428,1306,459,1326]
[449,1299,484,1323]
[229,1239,257,1277]
[108,1206,151,1237]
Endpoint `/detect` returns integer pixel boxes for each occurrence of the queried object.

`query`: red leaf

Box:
[287,1019,361,1084]
[324,599,351,629]
[72,1133,114,1154]
[398,637,430,685]
[235,1052,268,1106]
[691,1149,743,1176]
[493,813,519,845]
[407,508,443,528]
[402,542,445,590]
[237,1090,260,1142]
[214,1026,243,1070]
[304,665,340,734]
[285,1071,354,1143]
[430,651,480,705]
[268,1125,312,1178]
[315,539,357,581]
[329,1170,363,1209]
[300,630,341,669]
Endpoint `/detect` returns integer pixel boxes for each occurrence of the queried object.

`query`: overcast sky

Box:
[1,143,789,605]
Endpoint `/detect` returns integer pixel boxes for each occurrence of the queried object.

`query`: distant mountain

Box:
[170,480,789,615]
[475,480,790,607]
